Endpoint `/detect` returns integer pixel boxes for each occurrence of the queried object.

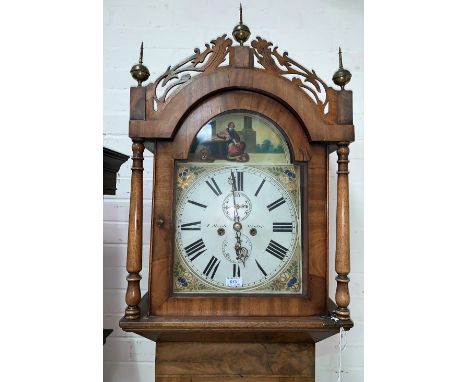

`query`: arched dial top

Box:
[172,111,304,295]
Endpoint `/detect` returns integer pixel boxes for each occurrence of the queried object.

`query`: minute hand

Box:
[230,171,240,222]
[229,171,248,265]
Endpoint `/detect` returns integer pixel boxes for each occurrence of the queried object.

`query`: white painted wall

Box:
[103,0,363,381]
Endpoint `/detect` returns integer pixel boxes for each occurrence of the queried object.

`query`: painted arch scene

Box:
[188,112,291,164]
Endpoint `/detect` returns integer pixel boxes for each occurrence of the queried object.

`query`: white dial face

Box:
[175,165,301,292]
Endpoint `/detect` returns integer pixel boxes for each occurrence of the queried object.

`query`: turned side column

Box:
[334,142,351,320]
[125,138,145,319]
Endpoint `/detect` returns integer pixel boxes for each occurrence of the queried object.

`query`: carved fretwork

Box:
[153,35,232,109]
[150,34,334,117]
[250,36,331,116]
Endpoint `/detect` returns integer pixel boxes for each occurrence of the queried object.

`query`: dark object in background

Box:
[103,147,129,344]
[103,147,129,195]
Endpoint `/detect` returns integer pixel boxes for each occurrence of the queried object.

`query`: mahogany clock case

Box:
[121,40,354,341]
[147,89,329,317]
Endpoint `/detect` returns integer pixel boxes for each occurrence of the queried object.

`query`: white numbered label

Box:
[225,277,243,287]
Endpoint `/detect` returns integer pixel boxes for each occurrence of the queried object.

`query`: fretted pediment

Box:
[151,34,333,119]
[129,32,354,143]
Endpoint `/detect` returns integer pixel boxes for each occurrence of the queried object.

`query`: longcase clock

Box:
[120,11,354,381]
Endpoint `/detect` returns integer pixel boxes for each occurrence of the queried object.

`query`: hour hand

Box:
[228,171,236,190]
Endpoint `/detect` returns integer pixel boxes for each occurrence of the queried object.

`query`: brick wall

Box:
[103,1,363,381]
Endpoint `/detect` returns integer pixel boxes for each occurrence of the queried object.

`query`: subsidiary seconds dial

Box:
[175,165,300,292]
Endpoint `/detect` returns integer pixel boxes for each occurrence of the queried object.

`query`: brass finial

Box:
[332,47,352,90]
[139,42,144,64]
[232,3,251,46]
[130,42,150,86]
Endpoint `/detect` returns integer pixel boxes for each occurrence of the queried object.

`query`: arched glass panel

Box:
[188,111,291,164]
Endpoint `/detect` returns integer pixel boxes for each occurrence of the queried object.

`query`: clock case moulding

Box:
[120,35,354,344]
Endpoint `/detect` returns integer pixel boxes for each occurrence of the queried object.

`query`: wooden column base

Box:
[155,342,315,381]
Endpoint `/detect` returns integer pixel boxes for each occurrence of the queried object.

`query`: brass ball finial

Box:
[332,47,352,90]
[130,42,150,86]
[232,3,251,46]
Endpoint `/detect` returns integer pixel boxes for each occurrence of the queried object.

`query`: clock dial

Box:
[174,165,301,293]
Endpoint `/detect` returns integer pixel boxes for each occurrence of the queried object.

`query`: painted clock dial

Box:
[172,112,303,294]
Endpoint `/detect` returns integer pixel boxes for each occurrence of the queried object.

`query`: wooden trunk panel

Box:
[157,378,314,382]
[153,331,316,343]
[155,342,314,381]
